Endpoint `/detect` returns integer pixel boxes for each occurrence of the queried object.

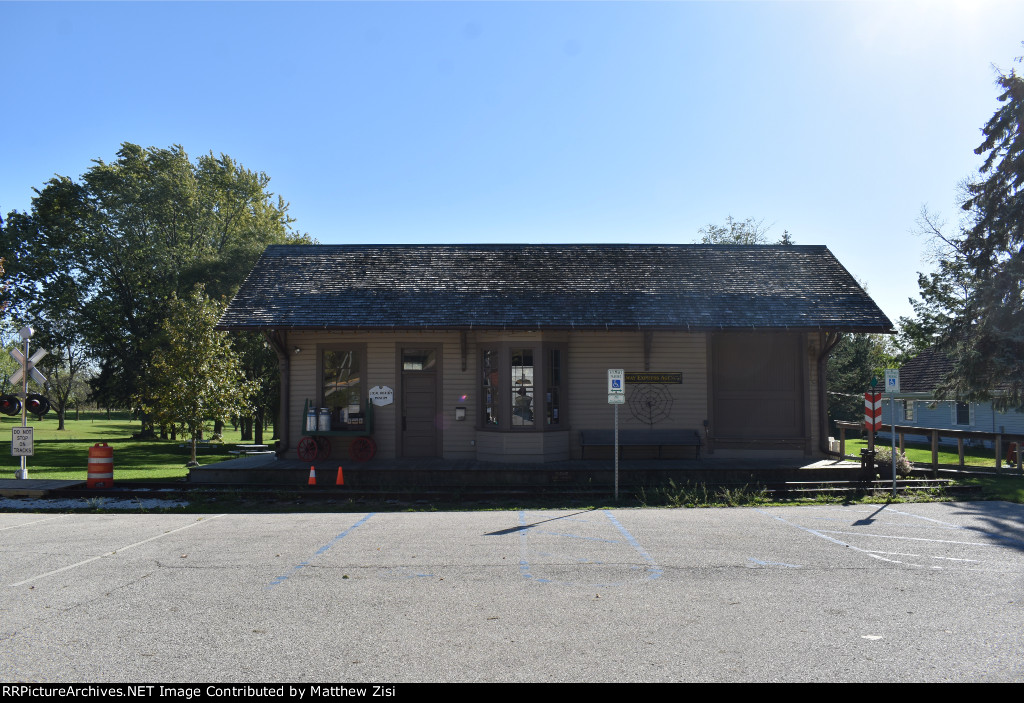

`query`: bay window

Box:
[479,343,565,431]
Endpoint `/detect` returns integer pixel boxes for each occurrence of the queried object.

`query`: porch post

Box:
[266,330,290,456]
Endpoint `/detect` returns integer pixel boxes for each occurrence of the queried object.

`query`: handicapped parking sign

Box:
[608,369,625,395]
[884,369,900,394]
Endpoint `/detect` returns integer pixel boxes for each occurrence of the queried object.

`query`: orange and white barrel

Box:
[87,443,113,489]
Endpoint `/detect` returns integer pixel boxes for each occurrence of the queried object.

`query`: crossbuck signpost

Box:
[10,326,46,479]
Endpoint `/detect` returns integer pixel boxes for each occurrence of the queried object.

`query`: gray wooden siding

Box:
[567,331,708,458]
[285,328,826,461]
[475,430,570,463]
[879,398,1024,448]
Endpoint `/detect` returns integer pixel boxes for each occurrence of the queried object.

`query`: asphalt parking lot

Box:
[2,501,1022,682]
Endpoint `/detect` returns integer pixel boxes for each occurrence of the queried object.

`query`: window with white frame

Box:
[953,402,972,426]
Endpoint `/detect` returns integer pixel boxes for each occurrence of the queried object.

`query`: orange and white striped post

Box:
[864,391,882,451]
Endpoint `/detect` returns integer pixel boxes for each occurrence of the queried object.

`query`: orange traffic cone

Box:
[308,465,316,486]
[336,466,344,486]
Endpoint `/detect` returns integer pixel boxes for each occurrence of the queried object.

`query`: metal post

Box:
[614,403,619,502]
[890,398,896,496]
[16,334,29,479]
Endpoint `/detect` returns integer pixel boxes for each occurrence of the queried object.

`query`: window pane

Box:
[546,388,559,425]
[547,348,561,425]
[511,349,534,426]
[403,349,436,372]
[323,350,362,427]
[481,349,499,426]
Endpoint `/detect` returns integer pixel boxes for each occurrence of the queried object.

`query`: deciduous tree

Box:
[697,216,771,244]
[139,286,257,465]
[1,143,309,428]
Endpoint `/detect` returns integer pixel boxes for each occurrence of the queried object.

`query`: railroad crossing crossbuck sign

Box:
[9,347,47,386]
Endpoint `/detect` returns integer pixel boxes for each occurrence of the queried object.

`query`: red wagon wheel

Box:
[349,437,377,462]
[316,436,332,460]
[297,436,318,462]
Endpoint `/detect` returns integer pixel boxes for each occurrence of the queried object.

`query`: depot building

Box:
[217,244,892,464]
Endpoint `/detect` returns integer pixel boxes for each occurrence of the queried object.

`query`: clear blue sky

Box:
[3,1,1022,326]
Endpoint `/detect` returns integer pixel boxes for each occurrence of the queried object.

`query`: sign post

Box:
[608,369,625,501]
[10,327,46,479]
[884,369,900,495]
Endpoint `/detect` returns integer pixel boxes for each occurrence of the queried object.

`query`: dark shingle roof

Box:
[898,347,954,394]
[217,244,893,332]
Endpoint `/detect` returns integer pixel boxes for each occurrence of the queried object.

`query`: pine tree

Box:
[939,61,1024,409]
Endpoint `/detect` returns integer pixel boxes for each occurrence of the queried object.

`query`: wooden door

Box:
[712,333,804,441]
[401,348,440,457]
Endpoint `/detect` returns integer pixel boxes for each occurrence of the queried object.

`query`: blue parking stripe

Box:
[267,513,375,589]
[603,510,663,580]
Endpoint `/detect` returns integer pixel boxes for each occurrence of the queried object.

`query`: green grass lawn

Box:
[843,437,1024,503]
[842,437,1015,469]
[0,412,272,482]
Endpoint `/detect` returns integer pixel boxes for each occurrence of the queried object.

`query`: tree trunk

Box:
[241,416,253,441]
[254,408,264,445]
[57,408,66,431]
[214,419,224,438]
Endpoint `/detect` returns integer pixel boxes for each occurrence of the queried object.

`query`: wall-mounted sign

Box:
[369,385,394,406]
[625,372,682,384]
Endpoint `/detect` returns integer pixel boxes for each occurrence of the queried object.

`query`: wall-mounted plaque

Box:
[369,385,394,406]
[625,372,682,384]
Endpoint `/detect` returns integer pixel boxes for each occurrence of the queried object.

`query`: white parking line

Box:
[5,514,226,588]
[817,530,995,547]
[881,506,963,528]
[0,515,68,531]
[863,550,981,563]
[755,509,915,566]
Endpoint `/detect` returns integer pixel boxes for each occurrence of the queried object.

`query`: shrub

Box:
[875,447,914,476]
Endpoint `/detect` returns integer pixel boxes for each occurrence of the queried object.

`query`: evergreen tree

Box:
[923,60,1024,410]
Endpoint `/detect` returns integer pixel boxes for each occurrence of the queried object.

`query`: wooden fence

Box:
[834,420,1024,474]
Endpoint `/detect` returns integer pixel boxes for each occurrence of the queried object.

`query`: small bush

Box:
[875,447,914,476]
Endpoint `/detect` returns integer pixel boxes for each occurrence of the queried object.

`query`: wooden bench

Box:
[579,429,702,460]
